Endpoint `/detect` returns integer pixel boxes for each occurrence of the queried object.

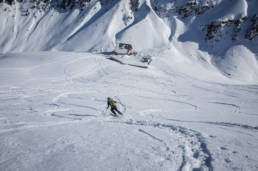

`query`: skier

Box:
[106,97,123,116]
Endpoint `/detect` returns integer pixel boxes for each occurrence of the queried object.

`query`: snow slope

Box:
[0,0,258,82]
[1,51,258,171]
[0,0,258,170]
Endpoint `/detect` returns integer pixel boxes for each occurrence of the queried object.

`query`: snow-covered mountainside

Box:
[0,0,258,171]
[1,51,258,171]
[0,0,258,82]
[1,0,258,53]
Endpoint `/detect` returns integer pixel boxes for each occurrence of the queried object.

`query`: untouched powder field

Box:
[0,51,258,171]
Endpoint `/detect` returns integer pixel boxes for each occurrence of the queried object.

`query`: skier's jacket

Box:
[107,97,117,108]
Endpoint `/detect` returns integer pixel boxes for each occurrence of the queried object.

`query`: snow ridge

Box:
[1,0,258,82]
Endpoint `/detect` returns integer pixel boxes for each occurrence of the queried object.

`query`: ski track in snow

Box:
[1,0,258,169]
[0,86,211,170]
[210,102,240,113]
[115,119,213,171]
[0,52,258,170]
[0,112,214,170]
[166,119,258,132]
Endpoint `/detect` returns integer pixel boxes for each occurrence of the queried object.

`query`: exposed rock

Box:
[177,0,214,18]
[0,0,92,11]
[204,16,250,41]
[245,14,258,40]
[130,0,139,12]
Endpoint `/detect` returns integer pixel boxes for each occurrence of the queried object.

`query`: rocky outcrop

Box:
[204,16,248,41]
[130,0,139,12]
[0,0,92,11]
[245,14,258,40]
[176,0,214,18]
[203,15,258,41]
[0,0,257,53]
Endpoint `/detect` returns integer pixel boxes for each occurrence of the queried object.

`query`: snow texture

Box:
[0,0,258,171]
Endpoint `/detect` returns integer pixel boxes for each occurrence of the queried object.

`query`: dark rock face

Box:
[130,0,139,12]
[176,0,214,18]
[203,16,258,41]
[245,14,258,40]
[0,0,92,10]
[204,16,249,41]
[8,0,15,5]
[58,0,92,10]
